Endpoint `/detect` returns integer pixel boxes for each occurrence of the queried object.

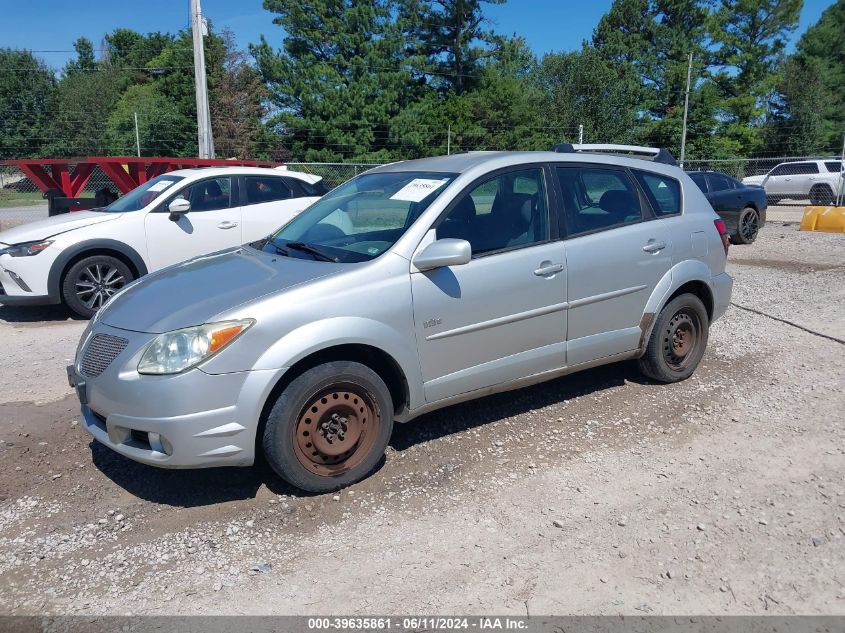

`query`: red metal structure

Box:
[1,156,281,198]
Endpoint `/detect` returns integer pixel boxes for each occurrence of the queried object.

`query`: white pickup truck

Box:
[742,159,844,205]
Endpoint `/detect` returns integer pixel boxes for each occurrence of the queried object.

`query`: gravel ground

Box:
[0,223,842,616]
[0,205,47,232]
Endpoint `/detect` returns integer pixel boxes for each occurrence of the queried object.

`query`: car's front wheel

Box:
[262,361,394,492]
[62,255,133,318]
[730,207,760,245]
[638,294,709,383]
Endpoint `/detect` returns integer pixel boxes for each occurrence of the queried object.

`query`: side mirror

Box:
[168,198,191,221]
[413,238,472,272]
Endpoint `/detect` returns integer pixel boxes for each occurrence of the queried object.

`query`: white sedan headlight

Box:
[138,319,254,375]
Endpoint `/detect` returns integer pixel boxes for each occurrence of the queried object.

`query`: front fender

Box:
[252,316,424,409]
[640,260,715,351]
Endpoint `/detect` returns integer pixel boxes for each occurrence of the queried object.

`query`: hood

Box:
[742,175,766,186]
[98,246,345,333]
[0,211,120,246]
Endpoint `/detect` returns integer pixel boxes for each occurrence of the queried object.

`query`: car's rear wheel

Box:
[809,184,834,206]
[730,207,760,245]
[262,361,394,492]
[638,294,709,383]
[61,255,133,318]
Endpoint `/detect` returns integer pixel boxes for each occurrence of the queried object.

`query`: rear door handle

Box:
[642,240,667,253]
[217,221,239,230]
[534,262,565,277]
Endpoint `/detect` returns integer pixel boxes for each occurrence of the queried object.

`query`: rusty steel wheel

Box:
[638,293,709,383]
[662,310,702,372]
[262,361,394,492]
[293,385,381,476]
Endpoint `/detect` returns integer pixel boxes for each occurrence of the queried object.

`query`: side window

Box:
[707,174,733,192]
[795,162,819,174]
[438,168,549,255]
[824,161,842,173]
[770,164,790,176]
[556,166,643,236]
[172,177,233,212]
[689,172,708,192]
[635,171,681,216]
[245,177,292,205]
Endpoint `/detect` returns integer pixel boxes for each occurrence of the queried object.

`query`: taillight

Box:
[714,219,730,255]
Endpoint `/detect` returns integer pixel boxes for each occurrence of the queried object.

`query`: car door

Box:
[706,173,742,213]
[764,164,793,197]
[240,175,321,241]
[554,164,674,366]
[143,176,242,270]
[794,162,820,196]
[410,165,568,403]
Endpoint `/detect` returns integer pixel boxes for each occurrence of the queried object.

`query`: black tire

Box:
[638,294,709,383]
[730,207,760,245]
[809,185,834,206]
[61,255,134,318]
[262,361,394,493]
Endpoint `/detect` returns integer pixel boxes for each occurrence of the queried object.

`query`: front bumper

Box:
[711,272,733,321]
[70,323,285,469]
[0,254,60,305]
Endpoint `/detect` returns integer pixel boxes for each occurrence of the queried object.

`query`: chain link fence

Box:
[4,157,844,211]
[684,156,845,206]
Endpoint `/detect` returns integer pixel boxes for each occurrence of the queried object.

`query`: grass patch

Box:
[0,190,44,208]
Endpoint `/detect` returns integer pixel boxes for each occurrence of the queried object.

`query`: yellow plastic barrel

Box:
[800,205,845,233]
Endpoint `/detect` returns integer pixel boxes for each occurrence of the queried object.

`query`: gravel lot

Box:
[0,222,842,616]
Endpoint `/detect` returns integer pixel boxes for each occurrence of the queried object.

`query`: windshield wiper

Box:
[266,237,292,256]
[285,241,340,262]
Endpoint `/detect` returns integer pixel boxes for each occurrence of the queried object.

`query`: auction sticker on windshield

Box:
[147,180,175,192]
[390,178,449,202]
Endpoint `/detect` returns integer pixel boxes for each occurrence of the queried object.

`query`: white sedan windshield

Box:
[101,175,184,213]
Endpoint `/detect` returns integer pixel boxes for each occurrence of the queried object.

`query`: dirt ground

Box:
[0,222,843,616]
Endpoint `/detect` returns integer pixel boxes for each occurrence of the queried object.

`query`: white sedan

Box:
[0,167,326,317]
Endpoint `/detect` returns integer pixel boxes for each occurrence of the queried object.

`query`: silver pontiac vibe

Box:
[69,147,733,492]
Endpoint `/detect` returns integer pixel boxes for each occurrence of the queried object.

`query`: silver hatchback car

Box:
[69,146,733,492]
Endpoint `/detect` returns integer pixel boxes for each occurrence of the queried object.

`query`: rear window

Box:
[688,172,708,192]
[245,177,292,204]
[634,171,681,216]
[708,173,735,192]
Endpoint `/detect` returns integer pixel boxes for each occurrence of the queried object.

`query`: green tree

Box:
[535,46,640,146]
[403,0,506,94]
[46,65,124,157]
[592,0,713,154]
[710,0,802,154]
[106,84,195,156]
[254,0,421,161]
[788,0,845,150]
[65,37,97,75]
[0,49,55,159]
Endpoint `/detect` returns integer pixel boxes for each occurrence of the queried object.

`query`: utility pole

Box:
[191,0,215,158]
[578,124,584,144]
[679,52,693,168]
[837,133,845,207]
[447,124,451,155]
[134,112,141,157]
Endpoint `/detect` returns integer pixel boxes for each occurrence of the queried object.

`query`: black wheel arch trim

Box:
[48,240,148,302]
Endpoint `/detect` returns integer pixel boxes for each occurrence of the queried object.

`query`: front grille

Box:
[80,334,129,377]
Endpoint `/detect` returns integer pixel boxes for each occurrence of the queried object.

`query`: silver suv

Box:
[742,159,844,205]
[68,146,733,492]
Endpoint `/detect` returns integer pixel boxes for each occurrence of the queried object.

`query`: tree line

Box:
[1,0,843,163]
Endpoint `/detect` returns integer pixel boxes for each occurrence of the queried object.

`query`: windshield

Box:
[259,171,457,262]
[101,174,185,212]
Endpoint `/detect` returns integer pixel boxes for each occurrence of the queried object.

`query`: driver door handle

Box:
[642,240,667,253]
[217,221,239,230]
[534,263,565,277]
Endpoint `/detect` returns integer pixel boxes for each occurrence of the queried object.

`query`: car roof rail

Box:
[552,143,678,166]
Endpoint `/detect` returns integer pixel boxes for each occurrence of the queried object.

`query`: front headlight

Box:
[0,240,53,257]
[137,319,254,375]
